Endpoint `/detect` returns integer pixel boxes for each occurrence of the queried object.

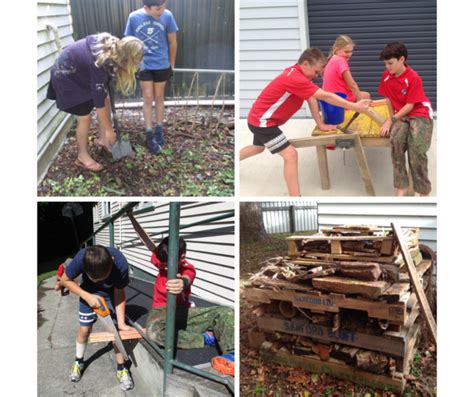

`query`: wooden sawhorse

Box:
[289,133,377,196]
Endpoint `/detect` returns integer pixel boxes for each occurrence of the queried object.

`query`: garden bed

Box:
[38,106,234,196]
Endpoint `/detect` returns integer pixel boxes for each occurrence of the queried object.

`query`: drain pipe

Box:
[163,202,181,395]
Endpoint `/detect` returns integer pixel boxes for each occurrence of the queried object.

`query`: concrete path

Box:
[239,118,437,197]
[37,276,152,396]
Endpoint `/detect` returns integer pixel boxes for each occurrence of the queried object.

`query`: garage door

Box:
[307,0,437,110]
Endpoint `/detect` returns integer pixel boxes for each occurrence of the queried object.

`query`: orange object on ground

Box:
[211,354,235,376]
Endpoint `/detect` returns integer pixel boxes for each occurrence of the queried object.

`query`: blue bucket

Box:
[320,92,347,124]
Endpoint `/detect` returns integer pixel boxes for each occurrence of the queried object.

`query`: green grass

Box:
[38,270,56,287]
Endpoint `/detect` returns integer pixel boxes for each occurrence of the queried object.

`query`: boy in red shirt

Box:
[127,211,234,355]
[240,47,371,196]
[378,42,434,196]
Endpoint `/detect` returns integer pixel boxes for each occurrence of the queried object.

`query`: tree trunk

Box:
[240,203,268,243]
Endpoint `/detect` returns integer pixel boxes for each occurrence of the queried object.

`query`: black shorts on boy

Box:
[248,123,290,154]
[138,67,173,83]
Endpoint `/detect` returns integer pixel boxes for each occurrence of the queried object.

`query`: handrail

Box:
[86,202,235,394]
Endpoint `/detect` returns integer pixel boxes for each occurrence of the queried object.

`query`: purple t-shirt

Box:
[49,35,110,111]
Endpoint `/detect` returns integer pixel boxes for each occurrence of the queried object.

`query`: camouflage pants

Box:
[390,116,433,194]
[145,306,234,354]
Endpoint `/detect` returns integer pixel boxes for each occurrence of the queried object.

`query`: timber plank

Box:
[88,328,143,343]
[260,343,406,393]
[392,223,437,345]
[312,277,390,299]
[256,315,407,357]
[245,287,407,324]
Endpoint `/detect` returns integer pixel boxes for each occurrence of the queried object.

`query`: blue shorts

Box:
[78,293,115,327]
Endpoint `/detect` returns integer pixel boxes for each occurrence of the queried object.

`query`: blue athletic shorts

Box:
[78,293,115,327]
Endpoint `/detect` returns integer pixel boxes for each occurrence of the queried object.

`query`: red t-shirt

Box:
[150,252,197,308]
[322,55,355,101]
[378,65,432,118]
[248,63,319,128]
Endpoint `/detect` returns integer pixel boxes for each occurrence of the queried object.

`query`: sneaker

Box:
[146,131,161,154]
[154,124,165,147]
[69,361,84,382]
[117,368,134,391]
[203,331,216,346]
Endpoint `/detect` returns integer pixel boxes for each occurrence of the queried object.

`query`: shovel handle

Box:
[93,296,110,318]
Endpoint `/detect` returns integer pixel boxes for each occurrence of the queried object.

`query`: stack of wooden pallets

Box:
[244,225,432,394]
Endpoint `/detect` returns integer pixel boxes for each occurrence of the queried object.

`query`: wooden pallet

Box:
[256,310,419,358]
[245,287,408,325]
[259,341,406,393]
[287,229,419,259]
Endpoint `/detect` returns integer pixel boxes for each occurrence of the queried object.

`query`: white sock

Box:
[76,341,87,360]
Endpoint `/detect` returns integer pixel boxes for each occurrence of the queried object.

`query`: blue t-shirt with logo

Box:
[124,8,178,70]
[66,246,130,294]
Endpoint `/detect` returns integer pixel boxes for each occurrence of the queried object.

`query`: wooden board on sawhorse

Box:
[289,133,375,196]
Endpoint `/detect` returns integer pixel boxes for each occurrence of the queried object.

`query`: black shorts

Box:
[248,123,290,154]
[63,100,95,116]
[138,67,173,83]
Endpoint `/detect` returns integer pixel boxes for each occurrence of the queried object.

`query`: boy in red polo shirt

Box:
[378,42,434,196]
[240,47,371,196]
[127,211,234,355]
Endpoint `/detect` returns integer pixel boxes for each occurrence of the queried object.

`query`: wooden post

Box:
[352,134,376,196]
[391,223,437,345]
[289,205,296,233]
[316,145,330,190]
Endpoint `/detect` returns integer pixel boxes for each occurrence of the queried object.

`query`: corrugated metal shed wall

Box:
[69,0,235,100]
[37,0,75,181]
[317,201,437,251]
[93,202,235,307]
[240,0,309,118]
[261,201,318,233]
[307,0,437,109]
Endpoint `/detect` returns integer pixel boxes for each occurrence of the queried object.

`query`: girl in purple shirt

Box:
[47,33,144,171]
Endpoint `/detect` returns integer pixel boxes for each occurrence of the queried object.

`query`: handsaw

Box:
[93,296,129,360]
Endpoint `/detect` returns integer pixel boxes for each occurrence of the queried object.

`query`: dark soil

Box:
[240,236,437,397]
[38,106,234,196]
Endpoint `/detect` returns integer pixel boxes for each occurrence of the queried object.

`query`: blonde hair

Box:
[92,33,144,95]
[328,35,355,59]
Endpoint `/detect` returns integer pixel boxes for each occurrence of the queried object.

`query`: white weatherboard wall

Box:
[317,202,437,251]
[37,0,75,182]
[240,0,310,118]
[93,202,235,307]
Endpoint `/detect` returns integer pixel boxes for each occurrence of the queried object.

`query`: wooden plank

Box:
[88,328,143,343]
[260,343,406,393]
[287,239,299,257]
[312,277,390,299]
[363,107,386,126]
[381,283,411,303]
[398,259,432,283]
[245,287,407,324]
[331,240,343,254]
[361,137,391,148]
[353,133,376,196]
[287,235,392,241]
[380,238,394,255]
[392,223,436,345]
[337,262,382,281]
[256,315,407,357]
[316,145,330,190]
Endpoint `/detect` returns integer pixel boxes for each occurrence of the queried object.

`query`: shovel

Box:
[108,80,134,161]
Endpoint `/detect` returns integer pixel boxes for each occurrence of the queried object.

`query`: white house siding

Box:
[92,202,235,307]
[240,0,310,118]
[37,0,75,182]
[317,201,437,251]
